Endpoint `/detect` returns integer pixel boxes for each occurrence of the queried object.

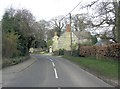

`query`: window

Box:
[72,40,75,43]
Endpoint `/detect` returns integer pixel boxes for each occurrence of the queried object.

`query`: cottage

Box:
[52,24,92,51]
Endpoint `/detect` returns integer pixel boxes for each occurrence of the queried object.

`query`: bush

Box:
[53,51,59,56]
[2,30,19,58]
[53,49,65,56]
[2,58,13,67]
[72,50,79,56]
[80,43,120,61]
[2,56,30,68]
[59,49,65,55]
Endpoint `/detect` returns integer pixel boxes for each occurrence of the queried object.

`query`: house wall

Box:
[52,35,59,51]
[79,39,92,45]
[52,31,92,51]
[57,32,79,51]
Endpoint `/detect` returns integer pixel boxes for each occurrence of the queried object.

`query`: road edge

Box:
[3,56,37,73]
[60,56,119,87]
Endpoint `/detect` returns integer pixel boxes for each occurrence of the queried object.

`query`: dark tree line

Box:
[2,8,35,58]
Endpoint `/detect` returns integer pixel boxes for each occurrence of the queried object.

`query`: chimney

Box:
[66,24,71,32]
[54,32,57,36]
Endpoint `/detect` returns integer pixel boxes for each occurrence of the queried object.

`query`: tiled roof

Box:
[73,31,91,40]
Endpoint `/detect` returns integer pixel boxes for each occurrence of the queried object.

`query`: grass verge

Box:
[2,56,30,68]
[31,52,47,55]
[62,55,119,80]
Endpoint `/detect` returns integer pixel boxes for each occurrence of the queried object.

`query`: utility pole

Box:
[69,13,72,55]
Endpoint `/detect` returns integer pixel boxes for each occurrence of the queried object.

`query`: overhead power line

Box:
[69,1,82,14]
[49,1,82,29]
[60,0,82,21]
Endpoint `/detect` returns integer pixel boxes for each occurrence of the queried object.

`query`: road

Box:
[2,54,112,87]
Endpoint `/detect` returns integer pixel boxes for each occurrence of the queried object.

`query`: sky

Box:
[0,0,93,21]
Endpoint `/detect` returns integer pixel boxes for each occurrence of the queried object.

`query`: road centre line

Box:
[52,62,55,67]
[54,68,58,79]
[49,59,53,62]
[49,59,58,79]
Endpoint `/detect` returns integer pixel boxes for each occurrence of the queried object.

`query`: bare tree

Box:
[72,14,88,31]
[51,16,65,36]
[79,0,120,43]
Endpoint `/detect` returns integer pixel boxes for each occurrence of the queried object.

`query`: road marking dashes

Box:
[52,62,55,67]
[49,59,58,79]
[50,59,53,62]
[54,68,58,79]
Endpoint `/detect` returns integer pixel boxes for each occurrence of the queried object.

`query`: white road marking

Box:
[52,62,55,67]
[50,59,53,62]
[50,59,58,79]
[54,68,58,79]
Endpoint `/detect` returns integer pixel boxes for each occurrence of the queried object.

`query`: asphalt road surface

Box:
[2,54,112,87]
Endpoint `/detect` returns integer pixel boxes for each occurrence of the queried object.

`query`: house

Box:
[95,39,114,46]
[52,24,92,51]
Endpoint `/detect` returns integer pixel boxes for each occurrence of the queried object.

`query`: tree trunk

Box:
[118,1,120,43]
[113,1,120,43]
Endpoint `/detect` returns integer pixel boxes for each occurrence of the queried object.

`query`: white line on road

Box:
[49,59,53,62]
[52,62,55,67]
[54,68,58,79]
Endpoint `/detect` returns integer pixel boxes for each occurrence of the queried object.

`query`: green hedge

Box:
[53,49,65,55]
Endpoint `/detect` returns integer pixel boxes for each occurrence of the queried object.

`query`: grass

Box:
[62,55,119,80]
[31,52,46,55]
[2,56,29,68]
[12,56,28,64]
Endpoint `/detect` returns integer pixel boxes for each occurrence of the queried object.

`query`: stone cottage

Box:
[52,24,92,51]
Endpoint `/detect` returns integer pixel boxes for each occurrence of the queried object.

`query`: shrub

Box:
[80,43,120,61]
[53,51,59,56]
[2,30,19,58]
[59,49,65,55]
[53,49,65,56]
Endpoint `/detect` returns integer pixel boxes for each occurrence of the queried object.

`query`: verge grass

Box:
[3,56,29,68]
[31,52,46,55]
[62,55,119,80]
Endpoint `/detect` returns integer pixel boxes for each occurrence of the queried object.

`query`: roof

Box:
[73,31,92,40]
[95,40,114,46]
[95,41,105,46]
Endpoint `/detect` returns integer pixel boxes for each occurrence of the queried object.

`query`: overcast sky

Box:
[0,0,94,21]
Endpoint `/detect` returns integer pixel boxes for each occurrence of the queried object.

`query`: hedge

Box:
[53,49,65,55]
[80,43,120,61]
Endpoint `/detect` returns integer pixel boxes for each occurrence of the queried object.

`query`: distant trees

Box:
[47,39,53,51]
[72,14,88,31]
[46,29,55,41]
[50,16,65,37]
[32,20,47,48]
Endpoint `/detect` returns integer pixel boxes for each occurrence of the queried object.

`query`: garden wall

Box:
[80,43,120,61]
